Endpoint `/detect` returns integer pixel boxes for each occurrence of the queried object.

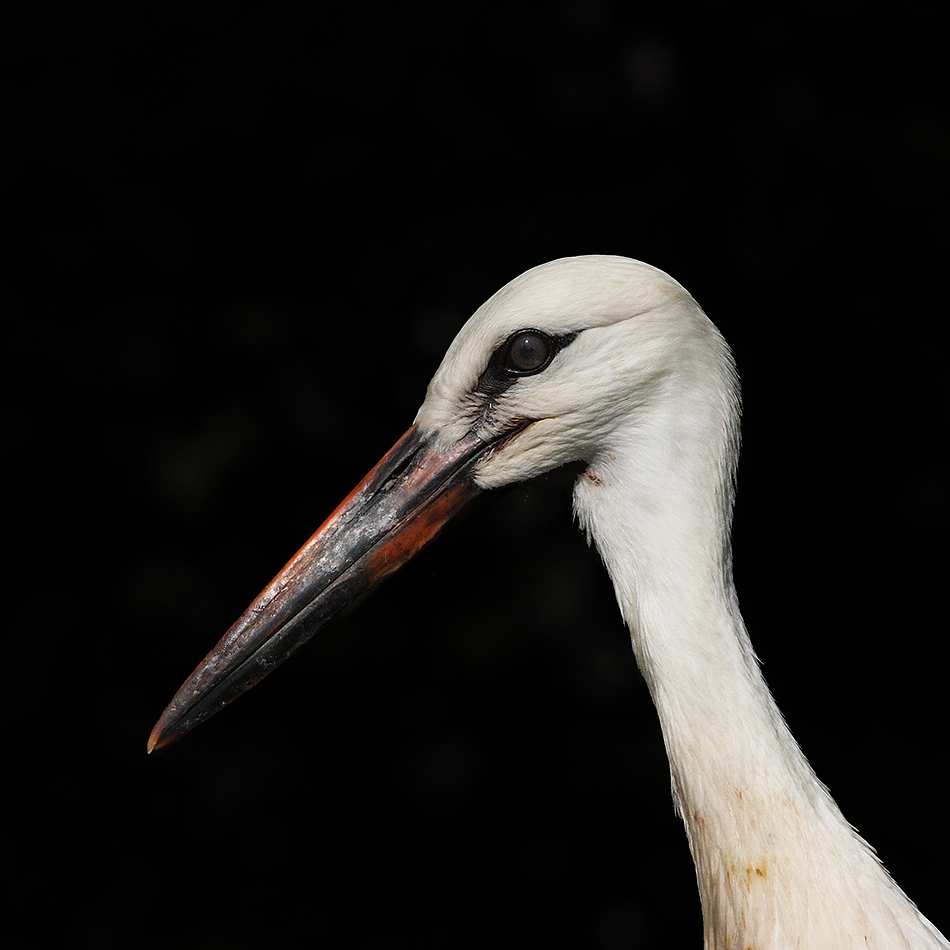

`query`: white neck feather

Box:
[572,391,947,950]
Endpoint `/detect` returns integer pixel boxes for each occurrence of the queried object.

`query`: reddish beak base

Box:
[148,425,491,752]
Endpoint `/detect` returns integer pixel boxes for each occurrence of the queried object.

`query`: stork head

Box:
[416,255,734,490]
[149,256,737,752]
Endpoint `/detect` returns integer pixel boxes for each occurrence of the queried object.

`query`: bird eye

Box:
[504,330,553,374]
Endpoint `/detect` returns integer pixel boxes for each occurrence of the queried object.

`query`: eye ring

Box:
[503,329,554,375]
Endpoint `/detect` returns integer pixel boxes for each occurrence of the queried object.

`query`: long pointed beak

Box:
[148,425,497,753]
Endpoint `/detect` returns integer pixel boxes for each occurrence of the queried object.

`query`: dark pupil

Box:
[507,332,549,372]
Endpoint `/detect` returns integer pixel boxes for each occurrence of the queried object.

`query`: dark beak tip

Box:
[147,718,170,755]
[147,703,188,754]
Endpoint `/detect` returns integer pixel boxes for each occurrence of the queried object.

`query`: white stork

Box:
[150,256,948,949]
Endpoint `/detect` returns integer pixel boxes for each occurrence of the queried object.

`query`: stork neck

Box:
[572,444,945,949]
[574,449,819,817]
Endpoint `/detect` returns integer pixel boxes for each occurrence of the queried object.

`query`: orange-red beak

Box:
[148,425,498,753]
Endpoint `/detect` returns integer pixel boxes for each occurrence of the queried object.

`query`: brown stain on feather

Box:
[724,858,769,890]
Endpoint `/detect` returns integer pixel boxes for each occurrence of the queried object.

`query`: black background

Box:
[13,2,948,948]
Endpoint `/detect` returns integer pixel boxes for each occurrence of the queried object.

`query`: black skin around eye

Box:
[467,329,581,432]
[474,329,580,405]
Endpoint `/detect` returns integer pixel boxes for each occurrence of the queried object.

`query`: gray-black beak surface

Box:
[148,425,496,753]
